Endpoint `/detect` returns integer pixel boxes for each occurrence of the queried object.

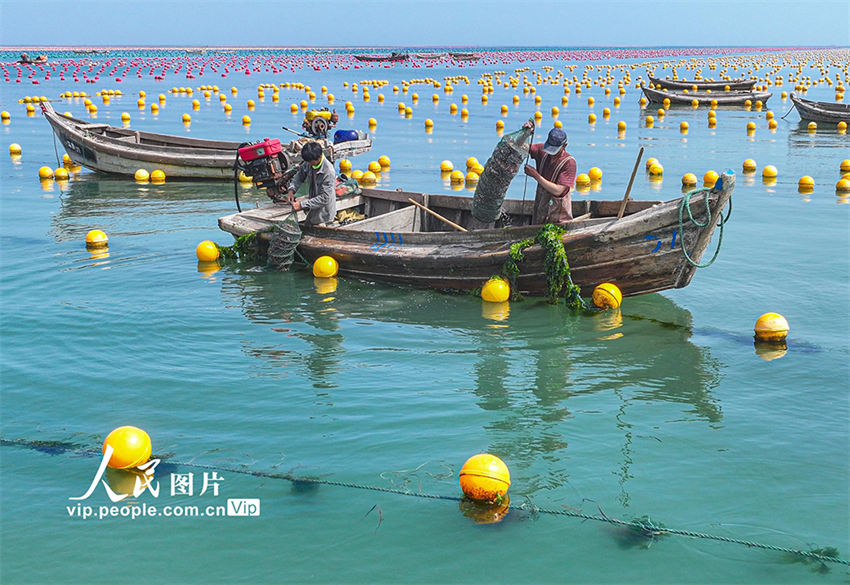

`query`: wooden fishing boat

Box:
[353,52,409,62]
[641,85,772,106]
[414,53,447,60]
[449,51,479,61]
[789,93,850,124]
[218,171,735,298]
[41,102,372,179]
[648,75,756,91]
[18,53,47,64]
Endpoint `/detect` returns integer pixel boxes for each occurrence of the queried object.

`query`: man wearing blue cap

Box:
[523,126,577,224]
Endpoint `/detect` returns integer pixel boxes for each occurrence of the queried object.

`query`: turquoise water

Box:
[1,48,848,584]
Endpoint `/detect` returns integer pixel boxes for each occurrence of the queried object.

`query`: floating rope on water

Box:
[1,436,846,568]
[502,223,593,312]
[678,186,733,268]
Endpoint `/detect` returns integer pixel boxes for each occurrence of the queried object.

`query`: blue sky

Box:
[1,0,848,47]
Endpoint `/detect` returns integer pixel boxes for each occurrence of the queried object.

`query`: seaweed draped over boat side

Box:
[502,223,590,311]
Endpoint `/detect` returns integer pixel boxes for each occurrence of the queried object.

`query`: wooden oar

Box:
[617,146,645,220]
[407,198,467,232]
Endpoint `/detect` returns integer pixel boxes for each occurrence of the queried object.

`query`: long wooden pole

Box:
[407,198,468,232]
[617,146,645,220]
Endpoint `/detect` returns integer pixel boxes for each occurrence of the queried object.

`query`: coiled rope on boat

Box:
[2,436,845,568]
[678,186,733,268]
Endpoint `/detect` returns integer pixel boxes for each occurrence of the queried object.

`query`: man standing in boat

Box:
[286,142,337,226]
[523,124,576,224]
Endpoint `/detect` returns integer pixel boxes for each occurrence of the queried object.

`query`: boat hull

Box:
[790,93,850,123]
[642,86,772,106]
[219,173,735,298]
[42,102,372,179]
[648,75,756,91]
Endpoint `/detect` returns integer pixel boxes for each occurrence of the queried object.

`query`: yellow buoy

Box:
[836,178,850,193]
[450,169,465,184]
[85,229,108,249]
[313,255,338,278]
[648,163,664,177]
[807,121,817,132]
[238,171,253,183]
[368,118,377,127]
[754,312,789,342]
[38,166,53,180]
[350,169,364,182]
[592,282,622,309]
[134,169,150,183]
[703,170,719,187]
[103,426,152,470]
[465,171,480,184]
[150,169,166,183]
[54,167,69,181]
[575,173,591,187]
[62,153,72,165]
[466,157,479,170]
[367,160,382,174]
[242,115,251,125]
[339,159,352,173]
[645,157,658,171]
[743,159,757,173]
[768,119,777,130]
[762,165,778,178]
[9,143,22,155]
[746,121,756,131]
[196,240,220,262]
[459,453,510,502]
[496,120,505,130]
[680,121,689,133]
[839,121,848,132]
[361,170,377,184]
[645,115,654,126]
[182,113,191,123]
[682,173,698,186]
[0,110,10,121]
[798,176,814,190]
[481,277,510,303]
[440,160,453,172]
[841,160,850,173]
[588,113,596,123]
[588,167,602,181]
[425,119,434,129]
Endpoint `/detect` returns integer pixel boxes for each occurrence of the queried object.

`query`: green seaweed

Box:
[502,224,591,311]
[216,231,261,263]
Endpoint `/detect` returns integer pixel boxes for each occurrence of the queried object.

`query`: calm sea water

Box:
[1,48,848,585]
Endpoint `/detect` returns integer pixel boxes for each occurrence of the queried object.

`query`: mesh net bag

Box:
[267,214,302,271]
[471,122,533,224]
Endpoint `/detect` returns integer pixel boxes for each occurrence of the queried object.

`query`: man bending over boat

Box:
[287,142,337,226]
[523,124,577,224]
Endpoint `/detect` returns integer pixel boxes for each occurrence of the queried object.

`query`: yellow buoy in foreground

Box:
[840,159,850,173]
[798,176,814,191]
[313,255,338,278]
[339,159,352,173]
[743,159,757,173]
[439,160,453,172]
[588,167,602,181]
[134,169,150,183]
[682,173,698,186]
[196,240,220,262]
[762,165,778,179]
[754,312,789,342]
[9,143,22,155]
[102,426,152,469]
[85,229,108,249]
[703,170,719,187]
[481,277,510,303]
[150,169,166,183]
[38,166,53,180]
[459,453,510,502]
[54,167,69,181]
[592,282,622,310]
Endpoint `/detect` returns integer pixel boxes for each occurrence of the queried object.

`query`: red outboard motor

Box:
[233,138,292,206]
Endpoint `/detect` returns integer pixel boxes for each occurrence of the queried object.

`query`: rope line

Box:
[2,437,845,566]
[678,186,733,268]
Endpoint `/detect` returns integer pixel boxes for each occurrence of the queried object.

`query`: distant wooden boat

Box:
[18,54,47,64]
[449,51,479,61]
[41,102,372,179]
[790,93,850,124]
[641,85,773,106]
[353,52,409,62]
[218,172,735,298]
[648,75,756,91]
[414,53,447,60]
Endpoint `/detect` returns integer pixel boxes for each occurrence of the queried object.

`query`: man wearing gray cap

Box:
[523,126,577,224]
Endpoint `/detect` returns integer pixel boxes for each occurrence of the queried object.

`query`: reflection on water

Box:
[223,268,724,504]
